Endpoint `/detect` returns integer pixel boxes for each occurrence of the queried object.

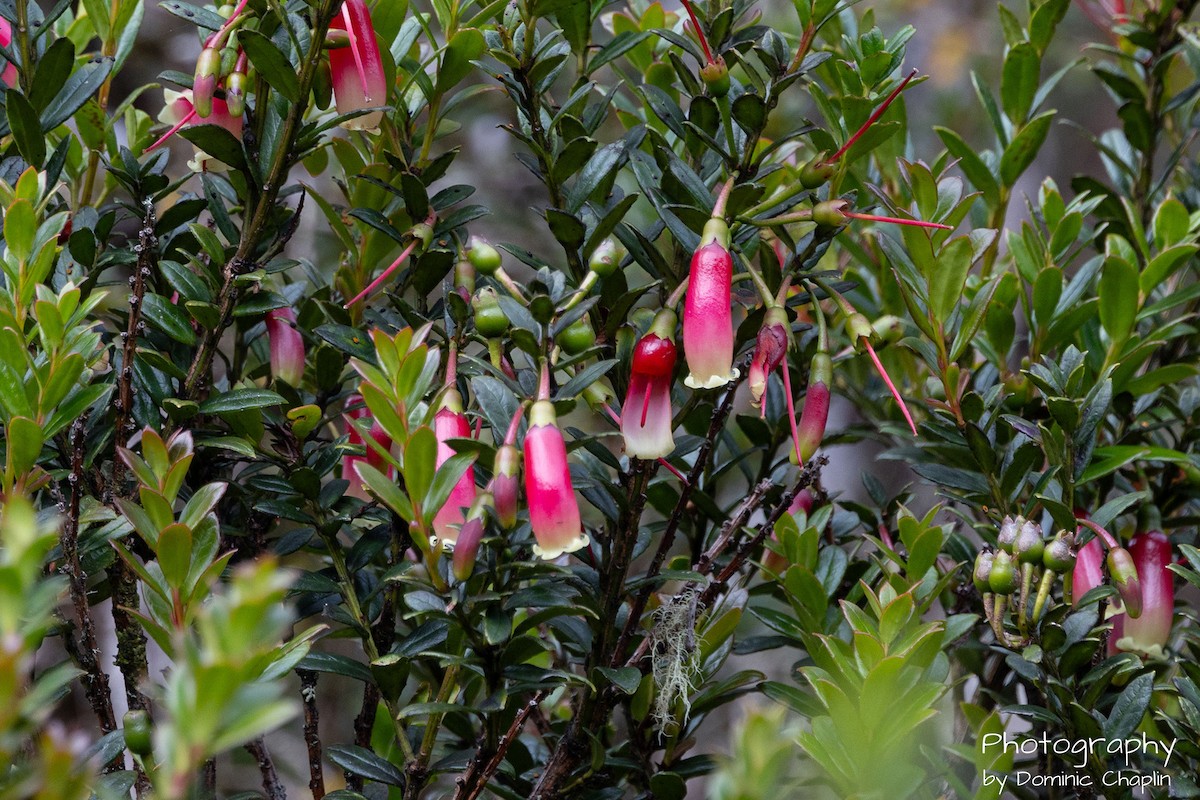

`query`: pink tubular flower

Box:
[793,352,831,464]
[683,218,737,389]
[524,400,588,559]
[329,0,388,132]
[748,308,787,410]
[342,395,393,499]
[265,308,305,387]
[621,309,677,460]
[432,389,477,547]
[491,444,520,529]
[1071,534,1105,604]
[1113,531,1173,658]
[0,18,17,87]
[148,89,244,171]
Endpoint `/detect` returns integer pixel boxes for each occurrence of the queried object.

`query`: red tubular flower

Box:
[683,218,737,389]
[329,0,388,132]
[342,395,392,499]
[452,493,491,581]
[621,309,677,460]
[265,308,305,387]
[1071,534,1105,604]
[0,18,17,87]
[432,388,477,547]
[523,400,588,559]
[794,352,831,464]
[1113,531,1173,658]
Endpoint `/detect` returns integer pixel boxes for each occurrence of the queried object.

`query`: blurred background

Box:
[72,0,1122,796]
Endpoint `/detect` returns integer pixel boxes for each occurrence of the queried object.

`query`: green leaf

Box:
[1098,256,1139,344]
[355,462,414,519]
[934,126,999,206]
[199,389,285,415]
[141,293,197,344]
[239,30,301,103]
[179,124,248,173]
[1104,672,1152,740]
[404,426,437,510]
[1029,0,1069,53]
[4,198,35,262]
[927,236,974,325]
[424,452,476,523]
[326,745,406,788]
[0,358,32,419]
[30,38,76,113]
[156,522,193,589]
[596,666,642,694]
[41,56,114,129]
[6,416,43,475]
[435,29,486,97]
[999,111,1054,186]
[1001,42,1040,123]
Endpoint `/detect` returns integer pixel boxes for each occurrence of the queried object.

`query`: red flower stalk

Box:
[329,0,388,131]
[683,217,737,389]
[0,19,17,87]
[342,395,393,499]
[432,388,477,548]
[265,307,305,387]
[524,399,588,559]
[1112,531,1173,658]
[812,199,952,232]
[621,309,678,460]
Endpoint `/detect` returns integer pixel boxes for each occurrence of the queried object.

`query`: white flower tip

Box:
[532,532,590,560]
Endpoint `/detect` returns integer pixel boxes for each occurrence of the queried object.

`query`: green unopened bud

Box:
[472,288,509,338]
[1015,518,1044,564]
[225,71,247,117]
[988,550,1018,595]
[217,3,236,16]
[973,550,995,593]
[996,515,1020,553]
[799,155,835,189]
[1042,532,1075,572]
[410,222,434,249]
[467,236,502,274]
[588,238,624,277]
[1107,547,1142,619]
[699,56,730,97]
[313,58,333,110]
[123,710,152,756]
[812,199,850,229]
[557,316,596,355]
[324,29,352,48]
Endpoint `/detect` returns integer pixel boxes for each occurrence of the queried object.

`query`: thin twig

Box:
[245,737,287,800]
[299,670,325,800]
[455,693,547,800]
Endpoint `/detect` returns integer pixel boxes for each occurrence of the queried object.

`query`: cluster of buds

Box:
[974,516,1073,648]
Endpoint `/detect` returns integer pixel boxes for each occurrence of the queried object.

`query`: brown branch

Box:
[299,670,325,800]
[454,693,547,800]
[611,366,746,667]
[245,738,286,800]
[59,414,118,741]
[347,682,380,792]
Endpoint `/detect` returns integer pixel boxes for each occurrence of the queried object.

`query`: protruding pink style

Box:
[329,0,388,132]
[621,309,677,460]
[683,218,737,389]
[265,308,305,387]
[523,400,588,559]
[432,388,477,547]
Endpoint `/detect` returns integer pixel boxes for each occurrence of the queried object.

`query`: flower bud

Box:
[812,199,850,229]
[225,70,247,117]
[799,155,835,189]
[473,288,509,337]
[621,310,677,460]
[588,238,624,277]
[491,444,521,529]
[556,316,596,355]
[1014,518,1044,564]
[192,47,222,118]
[996,515,1019,553]
[1042,531,1076,572]
[973,550,995,593]
[1107,546,1142,619]
[452,493,491,581]
[793,351,831,464]
[265,308,305,387]
[699,56,730,97]
[748,307,787,409]
[123,710,152,757]
[988,550,1018,595]
[455,258,476,296]
[467,236,503,274]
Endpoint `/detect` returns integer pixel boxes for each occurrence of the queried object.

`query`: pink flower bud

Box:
[452,494,492,581]
[621,310,677,460]
[329,0,388,132]
[793,352,831,463]
[491,444,521,529]
[192,47,222,118]
[0,18,16,87]
[748,309,787,409]
[432,389,477,547]
[342,395,393,499]
[265,308,305,387]
[1114,531,1173,658]
[523,401,588,559]
[683,219,737,389]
